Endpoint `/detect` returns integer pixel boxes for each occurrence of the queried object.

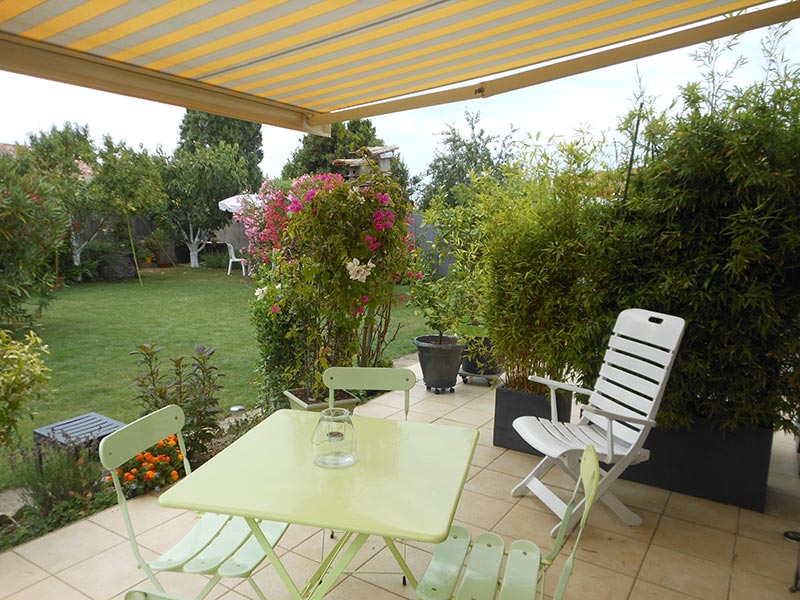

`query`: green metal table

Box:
[159,409,478,599]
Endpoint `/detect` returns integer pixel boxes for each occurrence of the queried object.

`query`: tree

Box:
[177,109,263,191]
[18,123,100,269]
[281,119,410,193]
[160,142,249,268]
[0,154,68,324]
[418,110,518,209]
[88,137,165,281]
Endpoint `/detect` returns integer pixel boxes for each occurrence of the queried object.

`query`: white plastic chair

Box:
[511,308,686,537]
[225,242,246,276]
[99,405,287,600]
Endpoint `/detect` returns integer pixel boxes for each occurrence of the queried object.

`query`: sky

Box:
[0,21,796,181]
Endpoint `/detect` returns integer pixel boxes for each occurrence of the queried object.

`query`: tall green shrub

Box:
[0,155,68,324]
[602,76,800,432]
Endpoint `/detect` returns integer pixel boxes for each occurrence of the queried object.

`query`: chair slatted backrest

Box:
[323,367,416,414]
[585,309,686,447]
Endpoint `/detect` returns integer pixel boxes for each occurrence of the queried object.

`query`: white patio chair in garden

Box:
[511,308,685,537]
[226,242,246,276]
[100,405,288,600]
[416,445,601,600]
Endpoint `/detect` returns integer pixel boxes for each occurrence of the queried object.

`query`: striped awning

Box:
[1,1,798,136]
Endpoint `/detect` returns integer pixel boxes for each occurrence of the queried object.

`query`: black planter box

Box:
[493,386,571,456]
[620,420,774,512]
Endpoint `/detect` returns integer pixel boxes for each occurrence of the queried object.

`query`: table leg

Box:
[246,518,304,600]
[307,533,369,599]
[383,536,418,588]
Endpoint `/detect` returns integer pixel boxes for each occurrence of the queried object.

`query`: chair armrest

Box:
[528,375,593,397]
[581,405,656,427]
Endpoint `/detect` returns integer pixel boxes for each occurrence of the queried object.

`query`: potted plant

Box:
[419,187,499,386]
[410,268,465,393]
[477,135,613,454]
[242,163,415,410]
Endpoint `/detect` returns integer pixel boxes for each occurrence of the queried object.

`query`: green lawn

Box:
[1,266,427,488]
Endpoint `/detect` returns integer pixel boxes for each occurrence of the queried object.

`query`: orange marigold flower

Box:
[177,453,184,461]
[157,440,165,447]
[168,439,177,446]
[116,468,123,475]
[170,470,179,481]
[136,453,144,461]
[131,468,138,474]
[124,473,135,481]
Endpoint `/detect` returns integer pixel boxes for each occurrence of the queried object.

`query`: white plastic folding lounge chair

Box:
[226,242,246,276]
[99,405,288,600]
[416,445,601,600]
[511,308,686,537]
[321,366,417,582]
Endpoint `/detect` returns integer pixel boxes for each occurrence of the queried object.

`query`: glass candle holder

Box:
[312,407,357,468]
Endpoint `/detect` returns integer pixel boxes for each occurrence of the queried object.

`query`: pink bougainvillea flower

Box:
[365,234,381,251]
[361,295,370,304]
[270,304,281,313]
[376,192,390,205]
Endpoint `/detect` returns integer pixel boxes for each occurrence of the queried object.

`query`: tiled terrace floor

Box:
[2,358,799,600]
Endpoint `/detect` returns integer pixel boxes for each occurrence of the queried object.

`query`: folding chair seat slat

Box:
[182,516,252,574]
[218,519,289,578]
[455,532,505,600]
[497,539,540,600]
[415,526,471,600]
[147,512,231,571]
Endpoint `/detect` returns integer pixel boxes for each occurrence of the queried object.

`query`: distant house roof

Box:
[0,142,25,156]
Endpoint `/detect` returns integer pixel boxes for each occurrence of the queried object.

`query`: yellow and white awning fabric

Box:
[1,1,798,135]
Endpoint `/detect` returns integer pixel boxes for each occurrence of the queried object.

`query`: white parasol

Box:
[218,193,259,213]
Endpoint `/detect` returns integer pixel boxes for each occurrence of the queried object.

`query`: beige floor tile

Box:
[4,576,91,600]
[0,552,48,599]
[144,571,230,599]
[628,579,701,599]
[476,426,494,447]
[639,545,730,600]
[470,444,505,468]
[611,478,671,514]
[234,550,322,600]
[730,569,798,600]
[765,489,800,522]
[454,489,515,530]
[541,554,635,600]
[411,400,459,418]
[572,524,650,576]
[664,492,739,533]
[652,515,735,566]
[585,503,660,544]
[353,402,399,418]
[354,544,435,599]
[494,503,561,553]
[485,449,541,478]
[369,390,410,409]
[14,518,125,573]
[216,590,252,600]
[738,508,800,547]
[768,472,800,497]
[460,395,497,413]
[734,535,797,583]
[134,510,202,556]
[394,411,436,424]
[444,407,493,427]
[89,494,186,537]
[292,532,383,572]
[276,523,322,551]
[325,575,406,599]
[465,467,523,501]
[58,541,152,600]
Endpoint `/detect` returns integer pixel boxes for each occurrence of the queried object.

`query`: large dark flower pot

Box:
[493,386,571,456]
[414,335,465,393]
[620,419,774,511]
[460,337,502,381]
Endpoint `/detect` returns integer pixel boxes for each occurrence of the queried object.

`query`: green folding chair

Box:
[416,444,601,600]
[100,405,288,600]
